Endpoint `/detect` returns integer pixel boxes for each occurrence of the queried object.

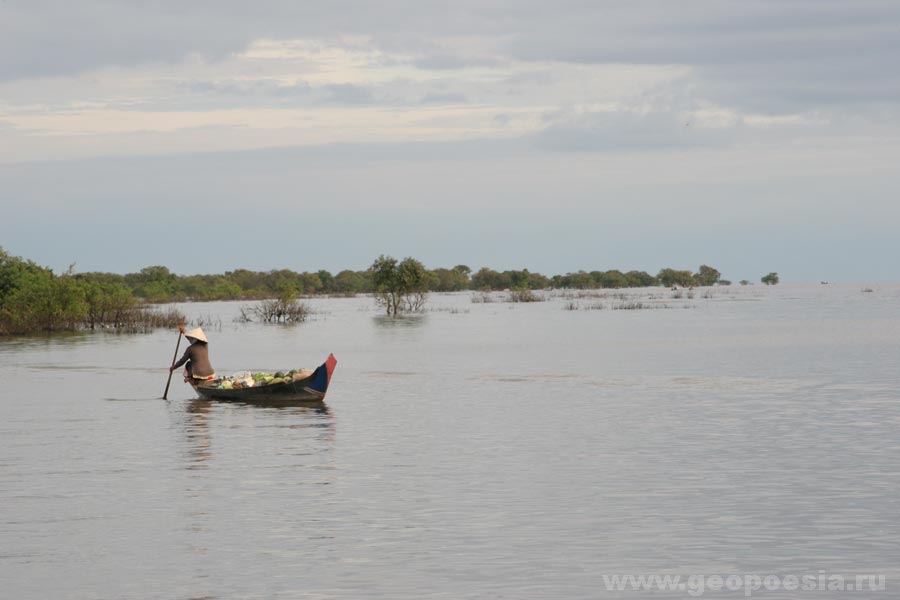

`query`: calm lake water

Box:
[2,285,899,599]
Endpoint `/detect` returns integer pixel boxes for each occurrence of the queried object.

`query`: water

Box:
[2,285,899,599]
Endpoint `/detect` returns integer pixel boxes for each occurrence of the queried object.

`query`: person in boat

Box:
[170,326,216,384]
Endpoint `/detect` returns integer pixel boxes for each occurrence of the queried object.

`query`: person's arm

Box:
[170,346,193,371]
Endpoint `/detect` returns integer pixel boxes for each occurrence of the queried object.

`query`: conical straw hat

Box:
[184,327,208,343]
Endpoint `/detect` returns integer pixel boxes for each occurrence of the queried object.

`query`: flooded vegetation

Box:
[2,247,783,335]
[238,292,312,324]
[111,305,186,333]
[506,288,545,303]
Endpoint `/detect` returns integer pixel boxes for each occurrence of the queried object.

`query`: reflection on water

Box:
[214,399,332,413]
[372,314,427,329]
[177,400,335,470]
[184,400,213,469]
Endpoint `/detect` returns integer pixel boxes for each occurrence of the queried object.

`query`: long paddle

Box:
[162,325,185,399]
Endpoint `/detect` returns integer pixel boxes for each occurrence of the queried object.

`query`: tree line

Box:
[0,248,184,335]
[0,246,776,333]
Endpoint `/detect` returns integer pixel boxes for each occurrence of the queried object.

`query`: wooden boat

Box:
[192,354,337,402]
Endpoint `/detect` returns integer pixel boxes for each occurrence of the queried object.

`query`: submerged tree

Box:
[657,268,695,288]
[370,255,430,317]
[82,280,137,329]
[333,269,369,295]
[761,272,780,285]
[693,264,721,287]
[429,266,470,292]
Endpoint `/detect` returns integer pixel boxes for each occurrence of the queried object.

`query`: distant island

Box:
[0,247,776,335]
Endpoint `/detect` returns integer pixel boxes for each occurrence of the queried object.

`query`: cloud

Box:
[418,92,468,105]
[0,2,250,80]
[503,0,900,114]
[695,57,900,115]
[0,1,503,81]
[181,78,310,97]
[2,0,899,175]
[532,79,741,152]
[172,79,379,107]
[4,0,899,122]
[412,54,504,71]
[534,108,736,152]
[320,83,376,105]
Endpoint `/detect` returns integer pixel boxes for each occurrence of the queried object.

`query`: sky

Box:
[2,0,899,282]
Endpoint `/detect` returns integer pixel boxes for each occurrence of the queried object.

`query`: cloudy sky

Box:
[2,0,899,282]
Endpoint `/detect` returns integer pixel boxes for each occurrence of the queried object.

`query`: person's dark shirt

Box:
[173,342,214,377]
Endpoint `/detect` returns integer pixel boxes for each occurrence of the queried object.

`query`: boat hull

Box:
[193,354,337,403]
